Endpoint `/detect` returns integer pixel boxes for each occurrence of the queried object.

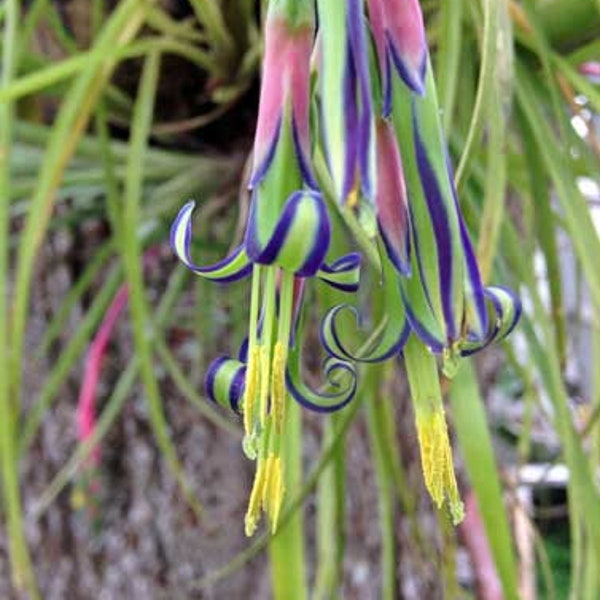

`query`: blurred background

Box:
[1,0,599,598]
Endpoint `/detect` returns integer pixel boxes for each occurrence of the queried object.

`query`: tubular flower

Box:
[380,1,520,521]
[323,0,521,522]
[170,0,361,537]
[316,0,376,205]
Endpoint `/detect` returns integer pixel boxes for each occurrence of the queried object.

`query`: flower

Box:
[170,1,361,537]
[171,0,522,531]
[322,0,521,522]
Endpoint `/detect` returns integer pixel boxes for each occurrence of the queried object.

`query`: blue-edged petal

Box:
[317,0,375,204]
[316,252,362,292]
[171,201,252,283]
[348,0,376,201]
[320,247,409,362]
[461,286,522,356]
[286,354,357,414]
[245,190,331,277]
[205,356,246,414]
[412,113,462,342]
[320,303,409,363]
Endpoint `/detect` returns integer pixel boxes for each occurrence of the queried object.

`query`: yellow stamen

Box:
[267,455,285,533]
[244,454,286,536]
[347,184,359,208]
[416,407,464,524]
[270,341,287,432]
[259,345,271,426]
[245,459,267,536]
[243,345,261,436]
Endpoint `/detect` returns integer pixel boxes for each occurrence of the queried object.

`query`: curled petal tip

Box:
[205,357,246,414]
[460,286,522,356]
[317,252,362,293]
[286,353,357,414]
[170,201,252,283]
[246,190,331,276]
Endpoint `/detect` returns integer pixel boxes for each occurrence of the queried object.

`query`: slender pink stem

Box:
[459,491,504,600]
[76,285,129,465]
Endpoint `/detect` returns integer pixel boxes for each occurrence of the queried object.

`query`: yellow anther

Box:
[261,454,272,508]
[243,345,261,436]
[270,342,287,431]
[245,459,267,537]
[416,407,464,524]
[261,454,285,534]
[259,345,271,426]
[347,184,360,208]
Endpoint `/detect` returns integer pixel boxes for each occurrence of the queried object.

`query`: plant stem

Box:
[269,400,307,600]
[314,414,344,599]
[120,49,201,517]
[0,0,39,595]
[365,366,397,600]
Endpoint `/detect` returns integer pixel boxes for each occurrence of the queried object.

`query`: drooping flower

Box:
[323,0,521,522]
[170,0,361,537]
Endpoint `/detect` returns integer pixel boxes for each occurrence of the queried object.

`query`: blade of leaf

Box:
[449,360,520,600]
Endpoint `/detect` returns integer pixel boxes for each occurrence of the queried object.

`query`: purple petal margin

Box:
[412,108,457,342]
[249,116,282,189]
[461,286,522,357]
[286,357,357,414]
[317,252,362,293]
[205,356,228,405]
[348,0,375,201]
[387,31,426,96]
[170,201,253,283]
[245,191,331,277]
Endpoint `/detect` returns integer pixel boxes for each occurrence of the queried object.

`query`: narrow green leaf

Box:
[0,0,39,594]
[455,0,499,192]
[365,366,397,600]
[516,66,600,314]
[435,0,463,134]
[120,49,201,516]
[449,361,520,600]
[269,402,307,600]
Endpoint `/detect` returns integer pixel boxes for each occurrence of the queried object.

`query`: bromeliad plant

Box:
[171,0,521,534]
